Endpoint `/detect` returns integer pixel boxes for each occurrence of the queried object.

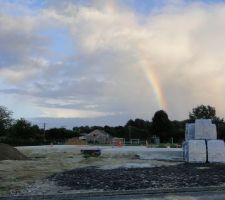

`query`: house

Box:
[79,133,88,140]
[65,137,87,145]
[85,129,112,144]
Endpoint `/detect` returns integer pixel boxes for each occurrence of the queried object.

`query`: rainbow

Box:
[140,60,167,111]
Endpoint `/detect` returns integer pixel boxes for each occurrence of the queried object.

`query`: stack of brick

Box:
[183,119,225,163]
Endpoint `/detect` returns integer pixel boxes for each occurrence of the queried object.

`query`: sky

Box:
[1,0,225,128]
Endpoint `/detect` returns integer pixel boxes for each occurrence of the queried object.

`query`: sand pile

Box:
[0,143,27,161]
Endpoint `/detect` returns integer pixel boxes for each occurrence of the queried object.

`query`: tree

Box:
[152,110,171,142]
[46,127,74,143]
[12,118,33,138]
[0,105,13,135]
[134,118,146,129]
[170,120,186,143]
[8,118,43,145]
[125,119,135,127]
[189,105,216,121]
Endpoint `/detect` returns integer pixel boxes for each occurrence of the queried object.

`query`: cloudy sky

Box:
[1,0,225,128]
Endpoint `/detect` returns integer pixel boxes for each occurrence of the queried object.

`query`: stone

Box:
[195,119,217,140]
[183,140,206,163]
[185,123,195,141]
[207,140,225,163]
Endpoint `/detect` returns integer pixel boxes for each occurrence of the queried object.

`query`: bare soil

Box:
[0,145,182,196]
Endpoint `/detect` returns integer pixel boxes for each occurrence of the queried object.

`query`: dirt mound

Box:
[0,143,28,161]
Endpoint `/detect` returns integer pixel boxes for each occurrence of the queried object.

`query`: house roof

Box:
[87,129,110,137]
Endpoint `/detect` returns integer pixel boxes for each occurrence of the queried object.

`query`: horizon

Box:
[1,0,225,128]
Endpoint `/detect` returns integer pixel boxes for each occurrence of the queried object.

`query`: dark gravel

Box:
[49,163,225,191]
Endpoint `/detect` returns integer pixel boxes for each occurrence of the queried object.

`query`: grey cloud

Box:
[0,15,49,68]
[30,114,130,129]
[1,0,225,124]
[0,88,27,95]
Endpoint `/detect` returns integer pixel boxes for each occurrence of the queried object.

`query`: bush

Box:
[156,144,168,148]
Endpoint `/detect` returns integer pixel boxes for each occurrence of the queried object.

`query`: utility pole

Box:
[129,126,131,144]
[43,123,46,143]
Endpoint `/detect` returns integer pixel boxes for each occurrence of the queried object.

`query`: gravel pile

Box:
[0,143,27,161]
[49,163,225,191]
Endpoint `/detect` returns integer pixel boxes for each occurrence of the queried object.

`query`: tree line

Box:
[0,104,225,146]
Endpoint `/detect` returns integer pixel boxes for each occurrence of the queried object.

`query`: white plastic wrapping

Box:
[183,140,206,163]
[207,140,225,163]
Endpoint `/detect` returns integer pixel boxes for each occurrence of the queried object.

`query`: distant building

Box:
[79,136,87,140]
[79,133,88,140]
[151,135,160,144]
[86,129,112,144]
[65,137,87,145]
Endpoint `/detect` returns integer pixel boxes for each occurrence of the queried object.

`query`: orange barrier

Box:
[115,138,124,147]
